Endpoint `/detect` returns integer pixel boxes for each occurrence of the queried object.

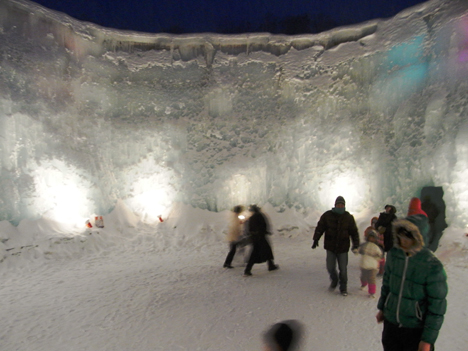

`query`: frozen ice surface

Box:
[0,0,468,229]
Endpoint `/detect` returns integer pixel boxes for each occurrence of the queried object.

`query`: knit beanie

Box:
[407,197,427,217]
[335,196,346,206]
[384,205,397,215]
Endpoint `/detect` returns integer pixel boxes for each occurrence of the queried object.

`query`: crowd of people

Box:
[223,196,448,351]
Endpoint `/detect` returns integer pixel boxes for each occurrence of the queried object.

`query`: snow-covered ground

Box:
[1,204,466,351]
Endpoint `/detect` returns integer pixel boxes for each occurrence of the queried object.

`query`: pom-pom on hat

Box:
[407,197,427,217]
[335,196,346,206]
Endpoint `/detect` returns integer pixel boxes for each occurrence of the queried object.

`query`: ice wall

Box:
[1,0,468,227]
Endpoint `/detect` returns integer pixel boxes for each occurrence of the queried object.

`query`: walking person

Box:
[243,205,278,276]
[223,205,245,268]
[358,229,384,298]
[312,196,360,296]
[376,218,448,351]
[375,204,397,252]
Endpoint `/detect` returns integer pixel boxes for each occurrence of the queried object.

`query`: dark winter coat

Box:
[313,209,360,254]
[375,211,397,252]
[377,219,447,345]
[247,212,274,263]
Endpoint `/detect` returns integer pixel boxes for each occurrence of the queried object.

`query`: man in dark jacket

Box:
[312,196,360,296]
[375,205,397,252]
[243,205,278,276]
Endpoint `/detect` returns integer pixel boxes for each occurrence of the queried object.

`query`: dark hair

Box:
[385,205,396,215]
[263,320,303,351]
[233,205,244,214]
[249,204,260,213]
[397,226,414,239]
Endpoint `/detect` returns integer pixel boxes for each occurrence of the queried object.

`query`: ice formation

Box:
[0,0,468,229]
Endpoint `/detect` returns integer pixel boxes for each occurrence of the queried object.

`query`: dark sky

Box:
[31,0,427,35]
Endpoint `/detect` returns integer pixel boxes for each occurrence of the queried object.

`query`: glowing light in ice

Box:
[317,171,367,211]
[31,161,93,226]
[124,159,178,223]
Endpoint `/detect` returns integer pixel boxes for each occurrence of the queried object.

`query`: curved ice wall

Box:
[1,0,468,227]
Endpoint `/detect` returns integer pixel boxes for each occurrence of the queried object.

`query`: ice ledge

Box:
[2,0,378,65]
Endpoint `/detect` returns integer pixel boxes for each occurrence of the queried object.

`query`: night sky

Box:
[31,0,428,35]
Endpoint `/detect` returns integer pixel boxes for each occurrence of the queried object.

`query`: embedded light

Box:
[123,158,179,223]
[30,160,93,228]
[317,170,367,211]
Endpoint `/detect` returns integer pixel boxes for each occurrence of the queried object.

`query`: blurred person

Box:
[364,216,379,239]
[375,205,397,252]
[223,205,245,268]
[420,194,447,252]
[243,204,278,276]
[376,219,447,351]
[358,229,384,298]
[263,320,303,351]
[311,196,360,296]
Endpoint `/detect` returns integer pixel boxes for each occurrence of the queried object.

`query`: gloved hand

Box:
[311,240,319,249]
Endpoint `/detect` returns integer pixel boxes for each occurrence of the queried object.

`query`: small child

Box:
[358,229,384,298]
[364,217,385,275]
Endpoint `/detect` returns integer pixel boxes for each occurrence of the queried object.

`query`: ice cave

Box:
[0,0,468,230]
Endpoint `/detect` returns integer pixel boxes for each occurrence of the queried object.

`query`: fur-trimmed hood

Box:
[392,219,424,255]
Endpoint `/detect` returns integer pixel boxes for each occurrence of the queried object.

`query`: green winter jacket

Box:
[377,219,448,345]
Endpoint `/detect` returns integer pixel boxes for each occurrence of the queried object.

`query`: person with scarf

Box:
[311,196,360,296]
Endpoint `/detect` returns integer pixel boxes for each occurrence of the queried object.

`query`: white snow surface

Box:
[0,203,467,351]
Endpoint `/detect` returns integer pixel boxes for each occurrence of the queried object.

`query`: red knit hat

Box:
[407,197,427,217]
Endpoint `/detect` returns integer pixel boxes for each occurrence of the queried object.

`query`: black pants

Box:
[382,320,434,351]
[223,243,237,266]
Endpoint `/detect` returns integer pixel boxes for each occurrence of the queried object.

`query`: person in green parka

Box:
[376,218,448,351]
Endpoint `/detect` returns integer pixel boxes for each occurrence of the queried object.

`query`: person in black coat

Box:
[375,205,397,252]
[312,196,360,296]
[243,205,278,276]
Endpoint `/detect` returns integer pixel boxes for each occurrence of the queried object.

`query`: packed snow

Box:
[0,203,467,350]
[1,0,468,350]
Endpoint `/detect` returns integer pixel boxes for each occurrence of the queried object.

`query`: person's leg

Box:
[383,320,425,351]
[368,268,377,296]
[382,320,402,351]
[336,252,348,293]
[244,259,254,275]
[244,244,257,275]
[223,242,237,267]
[267,259,278,271]
[360,268,368,288]
[378,255,385,276]
[326,250,338,289]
